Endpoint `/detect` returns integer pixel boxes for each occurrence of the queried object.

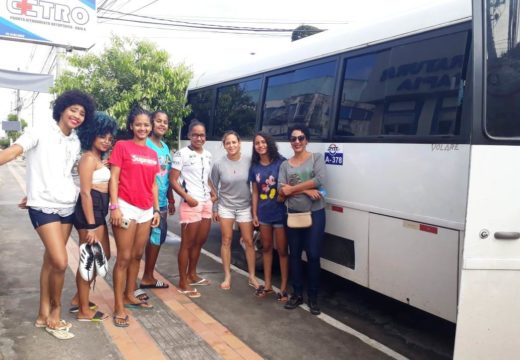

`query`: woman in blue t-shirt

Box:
[249,132,289,300]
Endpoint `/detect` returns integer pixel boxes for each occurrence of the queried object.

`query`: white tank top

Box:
[92,166,110,184]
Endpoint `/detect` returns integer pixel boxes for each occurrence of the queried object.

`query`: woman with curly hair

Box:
[109,104,161,328]
[249,132,289,300]
[0,89,96,339]
[68,111,117,322]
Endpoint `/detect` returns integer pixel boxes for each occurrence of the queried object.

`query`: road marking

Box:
[7,162,26,195]
[170,230,410,360]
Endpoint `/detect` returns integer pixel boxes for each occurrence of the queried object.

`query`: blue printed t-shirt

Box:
[249,158,285,223]
[146,138,171,208]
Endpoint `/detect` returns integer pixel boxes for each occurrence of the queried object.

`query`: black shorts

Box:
[73,190,109,230]
[28,208,75,229]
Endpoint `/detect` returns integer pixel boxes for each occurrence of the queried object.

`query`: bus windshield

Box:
[486,0,520,138]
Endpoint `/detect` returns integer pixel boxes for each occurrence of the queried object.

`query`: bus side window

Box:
[183,89,214,139]
[214,79,261,139]
[262,61,336,141]
[337,31,469,138]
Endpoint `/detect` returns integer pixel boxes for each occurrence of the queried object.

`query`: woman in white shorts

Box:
[211,131,260,290]
[109,104,160,328]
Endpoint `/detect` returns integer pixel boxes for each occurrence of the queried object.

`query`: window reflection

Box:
[486,0,520,137]
[338,32,468,137]
[214,79,261,138]
[262,61,336,140]
[183,89,214,139]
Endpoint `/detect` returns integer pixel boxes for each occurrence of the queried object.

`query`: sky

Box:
[0,0,435,136]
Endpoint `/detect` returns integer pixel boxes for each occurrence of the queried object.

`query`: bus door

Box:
[455,0,520,358]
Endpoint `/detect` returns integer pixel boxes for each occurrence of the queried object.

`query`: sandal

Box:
[254,285,274,298]
[277,291,289,302]
[45,327,75,340]
[113,315,129,328]
[134,289,149,301]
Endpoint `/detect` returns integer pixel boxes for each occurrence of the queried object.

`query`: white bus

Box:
[183,0,520,356]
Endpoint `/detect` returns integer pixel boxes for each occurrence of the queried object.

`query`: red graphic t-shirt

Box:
[109,140,159,209]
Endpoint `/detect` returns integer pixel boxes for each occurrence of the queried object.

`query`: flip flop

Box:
[139,280,169,289]
[177,289,201,298]
[134,289,149,301]
[189,278,211,286]
[36,320,72,330]
[77,311,109,322]
[113,315,129,328]
[69,301,97,313]
[255,285,275,298]
[45,327,75,340]
[124,301,154,309]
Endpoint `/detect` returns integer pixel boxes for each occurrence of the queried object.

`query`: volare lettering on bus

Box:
[431,144,459,151]
[7,0,90,26]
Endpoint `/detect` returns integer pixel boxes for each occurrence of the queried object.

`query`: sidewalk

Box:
[0,158,392,360]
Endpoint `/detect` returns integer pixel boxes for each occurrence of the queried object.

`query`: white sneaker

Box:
[91,242,108,278]
[79,243,95,282]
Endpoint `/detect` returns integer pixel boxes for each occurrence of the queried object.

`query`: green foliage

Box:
[51,36,193,143]
[0,137,10,149]
[5,113,27,141]
[291,25,323,42]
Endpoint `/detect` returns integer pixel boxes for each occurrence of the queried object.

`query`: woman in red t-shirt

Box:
[109,104,161,328]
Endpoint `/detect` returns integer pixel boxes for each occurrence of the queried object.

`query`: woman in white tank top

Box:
[69,111,117,322]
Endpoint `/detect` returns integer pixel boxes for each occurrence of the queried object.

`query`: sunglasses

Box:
[290,135,306,143]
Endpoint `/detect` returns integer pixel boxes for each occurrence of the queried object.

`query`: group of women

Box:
[0,88,327,340]
[0,90,176,337]
[191,122,327,316]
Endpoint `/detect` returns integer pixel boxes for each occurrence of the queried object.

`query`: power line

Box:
[98,8,295,32]
[98,18,290,37]
[98,0,159,23]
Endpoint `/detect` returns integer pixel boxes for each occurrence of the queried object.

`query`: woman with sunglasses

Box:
[278,125,326,315]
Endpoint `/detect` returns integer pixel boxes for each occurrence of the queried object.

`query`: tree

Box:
[51,36,192,144]
[291,25,324,42]
[5,113,27,142]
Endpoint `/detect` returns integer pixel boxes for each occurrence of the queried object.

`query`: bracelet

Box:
[153,209,161,215]
[109,203,119,210]
[85,224,97,230]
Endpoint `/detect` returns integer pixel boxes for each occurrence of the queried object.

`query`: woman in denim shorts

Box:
[249,132,289,300]
[0,90,95,339]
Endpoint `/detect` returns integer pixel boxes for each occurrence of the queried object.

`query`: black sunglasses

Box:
[290,135,306,143]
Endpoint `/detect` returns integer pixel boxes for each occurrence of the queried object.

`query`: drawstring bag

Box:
[287,210,312,228]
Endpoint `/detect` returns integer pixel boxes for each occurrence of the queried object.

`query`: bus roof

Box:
[189,0,471,90]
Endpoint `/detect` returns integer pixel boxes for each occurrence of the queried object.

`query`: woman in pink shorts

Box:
[170,120,216,298]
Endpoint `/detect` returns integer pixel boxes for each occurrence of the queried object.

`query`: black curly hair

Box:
[287,124,311,141]
[251,131,282,165]
[77,111,118,151]
[52,89,95,127]
[126,103,151,132]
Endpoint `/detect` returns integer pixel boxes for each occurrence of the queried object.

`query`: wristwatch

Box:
[109,203,119,210]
